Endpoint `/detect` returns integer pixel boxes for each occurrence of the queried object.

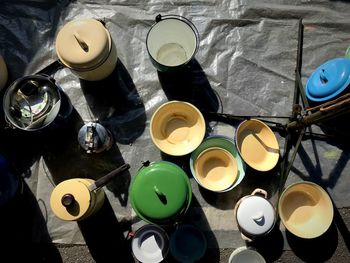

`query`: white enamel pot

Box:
[234,188,276,241]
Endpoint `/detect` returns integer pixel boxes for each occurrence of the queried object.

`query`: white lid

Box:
[229,246,266,263]
[131,224,169,263]
[236,195,275,236]
[55,19,111,70]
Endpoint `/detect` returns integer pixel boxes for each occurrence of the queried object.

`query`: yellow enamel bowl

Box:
[194,147,238,192]
[278,181,334,239]
[150,101,206,156]
[235,119,279,172]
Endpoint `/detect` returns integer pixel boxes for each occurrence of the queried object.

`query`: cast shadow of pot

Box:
[0,181,62,262]
[286,221,338,262]
[176,196,220,263]
[80,59,146,145]
[42,108,131,207]
[157,59,220,113]
[249,224,284,262]
[78,198,134,263]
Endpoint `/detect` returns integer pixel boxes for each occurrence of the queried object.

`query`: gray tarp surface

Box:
[1,0,350,251]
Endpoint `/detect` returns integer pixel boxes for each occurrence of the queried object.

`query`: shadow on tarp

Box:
[0,180,62,262]
[286,221,338,262]
[78,198,133,263]
[80,59,146,145]
[249,223,284,262]
[0,87,74,179]
[42,108,131,207]
[157,58,221,114]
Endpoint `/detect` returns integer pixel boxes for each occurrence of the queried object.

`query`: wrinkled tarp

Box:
[0,0,350,250]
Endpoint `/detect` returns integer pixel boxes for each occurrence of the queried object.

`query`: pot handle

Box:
[240,232,253,242]
[88,163,130,191]
[251,188,267,198]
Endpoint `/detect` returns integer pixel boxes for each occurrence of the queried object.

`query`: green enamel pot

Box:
[130,161,192,225]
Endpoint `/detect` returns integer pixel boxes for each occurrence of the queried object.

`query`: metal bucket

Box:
[2,74,72,132]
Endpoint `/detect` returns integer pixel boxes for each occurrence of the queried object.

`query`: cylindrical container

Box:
[50,163,130,221]
[0,154,20,207]
[146,14,199,72]
[2,74,71,132]
[234,189,276,241]
[0,55,8,90]
[130,161,192,225]
[55,18,117,81]
[50,178,105,221]
[131,224,169,263]
[228,246,266,263]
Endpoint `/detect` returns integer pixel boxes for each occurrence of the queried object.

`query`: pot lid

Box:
[55,19,111,70]
[50,179,92,221]
[131,161,192,223]
[131,224,169,263]
[305,58,350,102]
[236,195,275,236]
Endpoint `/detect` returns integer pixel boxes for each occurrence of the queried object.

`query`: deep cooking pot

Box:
[2,74,72,132]
[130,161,192,225]
[234,189,276,241]
[55,18,117,81]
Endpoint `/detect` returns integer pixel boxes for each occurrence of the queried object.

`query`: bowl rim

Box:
[234,118,279,172]
[278,181,334,239]
[194,146,238,192]
[150,100,206,156]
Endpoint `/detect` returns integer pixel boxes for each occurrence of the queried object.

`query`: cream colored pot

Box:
[55,18,117,81]
[50,164,130,221]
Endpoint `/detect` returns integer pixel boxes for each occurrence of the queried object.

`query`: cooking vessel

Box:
[130,161,192,225]
[50,163,130,221]
[3,74,72,132]
[55,18,117,81]
[234,189,276,241]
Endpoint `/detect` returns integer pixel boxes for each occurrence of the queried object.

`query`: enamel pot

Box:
[2,74,72,132]
[130,161,192,225]
[146,14,199,72]
[55,18,117,81]
[234,189,276,241]
[50,163,130,221]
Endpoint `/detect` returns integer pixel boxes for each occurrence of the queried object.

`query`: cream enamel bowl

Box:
[235,119,279,172]
[278,181,334,239]
[194,147,238,192]
[150,101,205,156]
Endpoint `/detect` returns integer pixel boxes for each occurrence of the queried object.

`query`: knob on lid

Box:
[55,19,111,70]
[50,179,92,221]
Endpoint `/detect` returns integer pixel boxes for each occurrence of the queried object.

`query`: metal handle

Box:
[251,188,267,198]
[88,163,130,191]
